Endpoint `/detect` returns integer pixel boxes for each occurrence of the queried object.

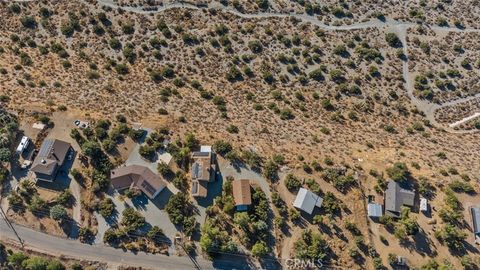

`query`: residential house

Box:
[232,179,252,211]
[31,139,72,182]
[471,207,480,244]
[191,146,216,198]
[110,165,167,199]
[293,188,323,215]
[384,180,415,218]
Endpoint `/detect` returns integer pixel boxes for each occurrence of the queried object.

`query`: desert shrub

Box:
[284,174,301,191]
[50,205,68,221]
[213,140,232,156]
[386,162,409,183]
[294,229,330,262]
[385,33,402,47]
[435,224,466,250]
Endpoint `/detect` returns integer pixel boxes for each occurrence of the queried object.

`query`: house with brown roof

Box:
[191,147,216,198]
[31,139,72,182]
[232,179,251,211]
[110,165,167,199]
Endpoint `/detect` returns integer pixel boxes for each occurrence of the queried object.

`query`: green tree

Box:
[22,256,48,270]
[28,195,46,212]
[294,229,329,261]
[385,33,402,47]
[50,205,67,221]
[0,148,11,162]
[233,212,250,230]
[284,174,301,190]
[386,162,409,182]
[46,260,65,270]
[7,252,28,267]
[81,141,102,157]
[435,224,467,250]
[97,198,115,218]
[55,190,73,206]
[147,225,164,243]
[251,241,269,257]
[121,208,145,231]
[213,140,232,156]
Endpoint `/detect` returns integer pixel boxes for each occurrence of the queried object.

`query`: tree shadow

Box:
[149,188,173,210]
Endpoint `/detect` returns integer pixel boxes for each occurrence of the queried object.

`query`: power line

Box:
[0,198,24,248]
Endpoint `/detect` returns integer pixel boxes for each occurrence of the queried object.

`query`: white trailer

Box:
[16,136,30,155]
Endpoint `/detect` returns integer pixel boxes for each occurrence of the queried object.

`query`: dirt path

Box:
[84,0,480,133]
[14,0,480,132]
[449,112,480,128]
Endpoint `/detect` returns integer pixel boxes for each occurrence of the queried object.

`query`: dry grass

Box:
[1,0,479,268]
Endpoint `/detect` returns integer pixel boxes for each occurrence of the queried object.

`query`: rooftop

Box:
[232,179,252,207]
[31,139,71,178]
[367,203,383,218]
[385,180,415,217]
[111,165,167,199]
[293,188,323,215]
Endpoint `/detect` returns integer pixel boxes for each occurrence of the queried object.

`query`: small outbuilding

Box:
[293,188,323,215]
[420,197,428,212]
[367,203,383,219]
[232,179,252,211]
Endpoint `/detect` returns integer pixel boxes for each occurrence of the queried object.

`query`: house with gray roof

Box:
[293,188,323,215]
[384,180,415,218]
[31,139,72,182]
[190,146,216,198]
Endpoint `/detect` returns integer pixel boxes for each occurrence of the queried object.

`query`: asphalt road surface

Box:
[0,218,256,270]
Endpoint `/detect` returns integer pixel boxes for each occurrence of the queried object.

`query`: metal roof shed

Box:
[293,188,323,215]
[200,145,212,153]
[367,203,383,218]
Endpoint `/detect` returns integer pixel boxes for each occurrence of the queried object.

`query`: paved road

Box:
[0,217,255,270]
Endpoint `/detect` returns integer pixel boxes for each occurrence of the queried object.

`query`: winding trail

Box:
[12,0,480,132]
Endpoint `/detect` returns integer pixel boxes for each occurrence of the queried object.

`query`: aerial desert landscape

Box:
[0,1,479,270]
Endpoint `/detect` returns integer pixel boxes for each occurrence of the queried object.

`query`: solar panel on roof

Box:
[192,181,198,193]
[192,163,202,178]
[38,139,54,157]
[193,152,209,157]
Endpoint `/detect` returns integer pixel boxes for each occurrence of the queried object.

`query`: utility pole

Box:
[0,195,24,248]
[176,235,201,270]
